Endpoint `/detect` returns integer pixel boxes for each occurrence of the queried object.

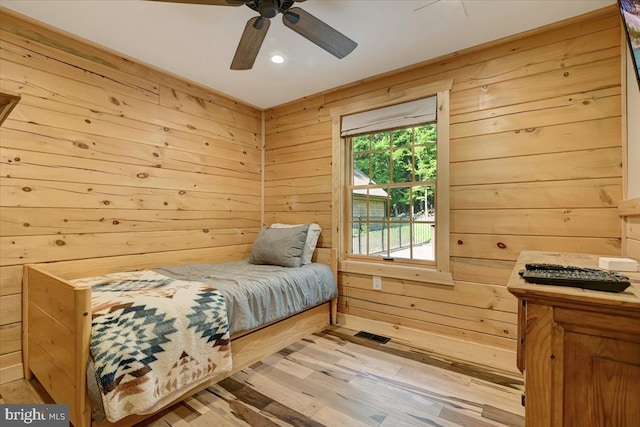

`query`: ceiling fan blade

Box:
[283,7,356,59]
[148,0,245,6]
[231,16,271,70]
[414,0,441,12]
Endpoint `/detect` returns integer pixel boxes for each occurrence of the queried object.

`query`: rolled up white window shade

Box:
[341,95,437,137]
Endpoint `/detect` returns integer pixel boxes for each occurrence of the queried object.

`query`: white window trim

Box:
[330,78,453,285]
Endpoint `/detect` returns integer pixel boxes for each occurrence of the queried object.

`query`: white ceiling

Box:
[1,0,615,109]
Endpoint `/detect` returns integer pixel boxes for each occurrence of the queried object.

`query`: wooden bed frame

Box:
[22,247,338,427]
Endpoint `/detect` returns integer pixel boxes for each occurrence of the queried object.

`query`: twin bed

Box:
[22,225,338,427]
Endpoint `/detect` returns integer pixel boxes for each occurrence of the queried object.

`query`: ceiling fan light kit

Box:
[150,0,357,70]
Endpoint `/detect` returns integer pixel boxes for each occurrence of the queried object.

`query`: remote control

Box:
[519,266,631,293]
[525,263,600,272]
[526,263,576,271]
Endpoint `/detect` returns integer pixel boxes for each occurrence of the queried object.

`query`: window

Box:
[348,123,437,264]
[331,79,452,277]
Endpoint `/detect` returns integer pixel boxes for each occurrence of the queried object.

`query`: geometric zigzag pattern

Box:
[76,270,232,423]
[91,301,178,393]
[186,291,228,343]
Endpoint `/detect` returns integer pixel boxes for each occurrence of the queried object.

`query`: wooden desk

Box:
[507,251,640,427]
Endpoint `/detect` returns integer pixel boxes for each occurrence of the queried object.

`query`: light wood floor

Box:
[0,327,524,427]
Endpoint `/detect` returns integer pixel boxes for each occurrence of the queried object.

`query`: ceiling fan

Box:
[150,0,358,70]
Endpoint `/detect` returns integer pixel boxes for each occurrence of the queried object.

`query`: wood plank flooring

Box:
[0,327,524,427]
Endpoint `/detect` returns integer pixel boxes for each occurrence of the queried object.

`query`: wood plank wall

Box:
[0,10,262,383]
[264,7,623,370]
[620,198,640,260]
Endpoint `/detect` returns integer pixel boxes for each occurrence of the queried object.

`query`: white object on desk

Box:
[598,257,638,272]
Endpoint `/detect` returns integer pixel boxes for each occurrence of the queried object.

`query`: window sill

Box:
[338,259,454,287]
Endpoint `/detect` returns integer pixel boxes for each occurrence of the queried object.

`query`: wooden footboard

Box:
[23,247,337,427]
[23,266,92,427]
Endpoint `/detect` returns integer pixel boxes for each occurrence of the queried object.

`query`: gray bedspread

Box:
[152,259,337,335]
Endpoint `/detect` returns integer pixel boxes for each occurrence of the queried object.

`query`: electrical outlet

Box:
[372,276,382,290]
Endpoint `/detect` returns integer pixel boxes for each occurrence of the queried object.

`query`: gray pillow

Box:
[249,224,310,268]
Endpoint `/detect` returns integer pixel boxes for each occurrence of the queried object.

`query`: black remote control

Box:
[524,263,599,272]
[519,264,631,293]
[525,263,569,270]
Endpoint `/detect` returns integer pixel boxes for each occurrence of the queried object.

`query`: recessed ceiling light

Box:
[271,55,284,64]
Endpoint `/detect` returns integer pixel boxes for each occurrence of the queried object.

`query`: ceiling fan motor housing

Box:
[258,0,280,18]
[248,0,296,18]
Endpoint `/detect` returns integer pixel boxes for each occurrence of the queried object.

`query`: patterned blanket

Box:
[73,270,232,422]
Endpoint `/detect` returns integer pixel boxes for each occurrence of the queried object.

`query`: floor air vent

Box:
[354,331,391,344]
